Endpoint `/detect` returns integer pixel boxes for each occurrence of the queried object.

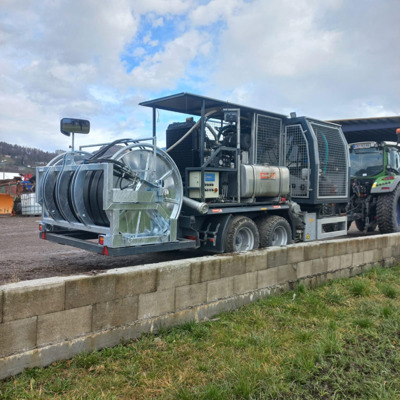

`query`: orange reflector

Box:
[213,188,218,192]
[39,224,43,232]
[184,235,197,241]
[98,235,105,245]
[209,238,215,242]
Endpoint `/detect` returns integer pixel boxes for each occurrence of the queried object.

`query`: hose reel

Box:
[37,142,183,247]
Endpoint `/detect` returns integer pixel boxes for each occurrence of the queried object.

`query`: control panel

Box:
[189,171,219,199]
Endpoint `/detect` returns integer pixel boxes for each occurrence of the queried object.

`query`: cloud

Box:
[0,0,398,152]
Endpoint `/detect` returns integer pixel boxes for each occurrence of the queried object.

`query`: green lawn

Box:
[1,266,400,399]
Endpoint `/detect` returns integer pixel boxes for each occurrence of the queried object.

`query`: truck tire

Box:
[256,215,292,248]
[225,216,259,253]
[355,219,377,232]
[377,184,400,233]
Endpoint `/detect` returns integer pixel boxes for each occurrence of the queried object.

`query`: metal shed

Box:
[329,116,400,144]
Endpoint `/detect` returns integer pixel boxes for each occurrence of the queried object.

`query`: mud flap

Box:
[200,214,233,253]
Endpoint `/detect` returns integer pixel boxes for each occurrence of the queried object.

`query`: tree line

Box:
[0,142,57,166]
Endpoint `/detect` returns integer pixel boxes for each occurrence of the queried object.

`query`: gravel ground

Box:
[0,215,375,286]
[0,216,207,285]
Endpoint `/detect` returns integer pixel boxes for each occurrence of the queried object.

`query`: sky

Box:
[0,0,399,152]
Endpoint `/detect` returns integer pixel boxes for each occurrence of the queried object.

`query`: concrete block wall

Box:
[1,233,400,379]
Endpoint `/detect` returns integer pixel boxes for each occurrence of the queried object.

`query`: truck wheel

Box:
[377,185,400,233]
[256,215,292,248]
[225,216,259,253]
[355,219,377,232]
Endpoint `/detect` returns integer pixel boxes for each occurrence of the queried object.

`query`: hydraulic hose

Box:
[166,108,220,153]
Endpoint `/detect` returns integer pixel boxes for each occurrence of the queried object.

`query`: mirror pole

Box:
[71,132,75,152]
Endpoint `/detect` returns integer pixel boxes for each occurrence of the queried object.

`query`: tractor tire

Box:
[256,215,292,248]
[355,219,377,232]
[225,216,259,253]
[377,184,400,233]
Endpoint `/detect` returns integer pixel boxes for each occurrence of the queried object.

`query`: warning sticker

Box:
[260,172,276,179]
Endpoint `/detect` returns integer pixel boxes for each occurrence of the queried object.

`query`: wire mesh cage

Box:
[256,115,282,166]
[285,124,310,198]
[310,122,348,198]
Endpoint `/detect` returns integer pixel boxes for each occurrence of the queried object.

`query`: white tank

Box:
[240,165,290,198]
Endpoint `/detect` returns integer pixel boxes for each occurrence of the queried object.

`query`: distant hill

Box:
[0,142,58,173]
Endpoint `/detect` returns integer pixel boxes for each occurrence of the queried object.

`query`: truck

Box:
[348,138,400,233]
[36,92,350,256]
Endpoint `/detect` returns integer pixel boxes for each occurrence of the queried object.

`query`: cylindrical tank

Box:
[240,164,290,198]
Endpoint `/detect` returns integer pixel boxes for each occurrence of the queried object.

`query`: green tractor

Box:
[349,137,400,233]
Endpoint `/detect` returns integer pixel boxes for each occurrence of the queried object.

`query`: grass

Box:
[2,265,400,399]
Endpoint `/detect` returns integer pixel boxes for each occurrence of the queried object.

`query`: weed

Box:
[349,278,371,297]
[380,283,398,299]
[354,317,374,329]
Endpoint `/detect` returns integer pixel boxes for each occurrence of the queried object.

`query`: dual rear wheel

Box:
[224,215,292,253]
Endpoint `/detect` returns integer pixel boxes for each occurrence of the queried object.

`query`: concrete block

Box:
[0,290,3,323]
[267,247,288,268]
[363,250,375,264]
[327,255,341,272]
[37,306,92,346]
[339,269,351,279]
[220,254,246,278]
[287,245,305,264]
[156,308,199,331]
[138,289,175,320]
[383,257,396,267]
[363,237,376,251]
[175,283,207,310]
[65,274,116,309]
[92,296,139,331]
[115,266,157,298]
[233,272,258,294]
[347,238,360,254]
[0,317,37,357]
[3,282,65,322]
[277,264,297,283]
[311,258,326,275]
[157,260,191,290]
[373,248,383,263]
[340,253,353,269]
[207,277,234,302]
[390,235,400,256]
[190,256,221,284]
[351,265,363,276]
[258,267,278,288]
[336,241,348,256]
[91,320,153,351]
[245,250,268,272]
[323,241,339,258]
[352,252,364,266]
[304,242,323,261]
[382,246,393,260]
[296,261,313,279]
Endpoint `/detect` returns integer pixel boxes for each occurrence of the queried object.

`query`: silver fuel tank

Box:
[240,164,290,198]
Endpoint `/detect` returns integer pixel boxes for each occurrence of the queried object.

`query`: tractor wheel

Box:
[355,219,377,232]
[225,216,259,253]
[377,184,400,233]
[256,215,292,248]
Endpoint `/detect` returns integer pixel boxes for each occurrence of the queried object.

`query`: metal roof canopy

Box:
[139,92,287,120]
[329,116,400,144]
